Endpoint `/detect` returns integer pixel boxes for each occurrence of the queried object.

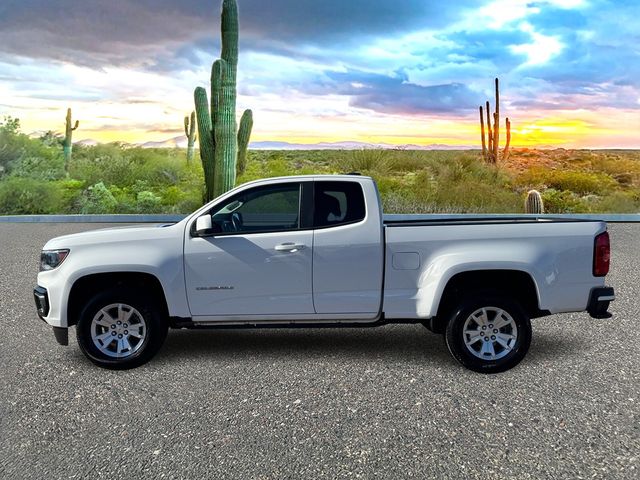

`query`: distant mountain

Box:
[139,135,187,149]
[76,138,99,146]
[26,133,481,150]
[249,140,477,150]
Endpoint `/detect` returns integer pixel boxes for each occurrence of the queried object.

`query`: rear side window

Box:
[314,181,366,228]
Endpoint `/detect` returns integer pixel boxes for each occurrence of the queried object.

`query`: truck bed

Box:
[382,218,607,320]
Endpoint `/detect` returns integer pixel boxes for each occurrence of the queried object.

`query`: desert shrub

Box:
[0,117,67,179]
[174,196,203,213]
[375,175,412,197]
[136,191,162,213]
[587,155,640,187]
[0,177,62,214]
[382,192,466,214]
[80,182,118,214]
[10,153,66,181]
[432,179,521,213]
[57,179,85,213]
[333,149,394,176]
[385,150,428,172]
[540,189,584,213]
[70,144,135,186]
[593,191,640,213]
[404,153,521,212]
[159,185,185,206]
[518,168,617,195]
[134,149,183,186]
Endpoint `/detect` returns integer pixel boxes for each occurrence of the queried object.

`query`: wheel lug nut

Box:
[480,332,484,336]
[493,329,498,333]
[124,330,128,335]
[117,321,122,325]
[488,324,493,328]
[111,325,116,329]
[482,326,486,330]
[123,324,128,328]
[485,337,490,342]
[112,331,116,336]
[118,334,123,338]
[491,335,496,340]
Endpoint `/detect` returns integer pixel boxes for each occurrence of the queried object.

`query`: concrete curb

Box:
[1,213,639,223]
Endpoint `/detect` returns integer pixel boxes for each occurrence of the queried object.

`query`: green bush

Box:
[57,179,85,213]
[80,182,118,214]
[382,192,466,214]
[0,177,62,214]
[334,149,394,176]
[540,189,585,213]
[136,191,162,213]
[593,191,640,213]
[518,168,617,195]
[10,153,66,181]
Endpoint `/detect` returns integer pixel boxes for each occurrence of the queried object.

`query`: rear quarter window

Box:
[314,181,366,228]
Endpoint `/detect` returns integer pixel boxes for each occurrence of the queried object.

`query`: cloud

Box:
[0,0,478,69]
[1,0,638,145]
[0,0,213,68]
[314,70,480,115]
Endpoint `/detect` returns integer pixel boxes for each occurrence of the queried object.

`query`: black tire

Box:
[76,288,168,370]
[445,294,531,373]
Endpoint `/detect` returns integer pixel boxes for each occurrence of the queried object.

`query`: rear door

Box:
[312,180,384,314]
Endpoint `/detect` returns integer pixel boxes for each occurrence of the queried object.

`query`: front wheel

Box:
[445,295,531,373]
[76,289,167,369]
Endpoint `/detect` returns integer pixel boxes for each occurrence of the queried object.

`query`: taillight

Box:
[593,231,610,277]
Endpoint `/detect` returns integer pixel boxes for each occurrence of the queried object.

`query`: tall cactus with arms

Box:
[63,108,79,166]
[184,111,197,164]
[479,78,511,164]
[195,0,253,201]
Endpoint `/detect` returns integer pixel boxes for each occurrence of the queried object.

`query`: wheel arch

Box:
[67,272,169,327]
[428,269,545,334]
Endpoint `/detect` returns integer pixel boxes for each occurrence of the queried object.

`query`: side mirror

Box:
[195,215,213,235]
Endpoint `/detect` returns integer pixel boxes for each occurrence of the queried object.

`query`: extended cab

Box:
[34,175,614,373]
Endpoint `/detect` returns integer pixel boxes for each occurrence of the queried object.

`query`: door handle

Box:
[275,242,306,252]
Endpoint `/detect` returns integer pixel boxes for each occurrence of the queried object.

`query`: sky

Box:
[0,0,638,148]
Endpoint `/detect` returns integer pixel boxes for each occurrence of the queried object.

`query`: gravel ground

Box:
[0,223,638,479]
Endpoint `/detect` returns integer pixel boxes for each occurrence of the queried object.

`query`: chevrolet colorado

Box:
[34,175,614,372]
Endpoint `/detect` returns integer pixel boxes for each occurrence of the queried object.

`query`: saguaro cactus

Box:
[184,112,197,164]
[525,190,544,214]
[479,78,511,164]
[63,108,79,165]
[236,109,253,176]
[194,0,253,202]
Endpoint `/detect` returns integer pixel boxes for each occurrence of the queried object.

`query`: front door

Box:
[184,182,314,317]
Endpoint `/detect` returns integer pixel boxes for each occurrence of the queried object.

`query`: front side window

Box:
[208,183,301,234]
[314,181,366,228]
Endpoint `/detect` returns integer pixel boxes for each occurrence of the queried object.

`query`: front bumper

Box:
[587,286,615,319]
[34,286,68,346]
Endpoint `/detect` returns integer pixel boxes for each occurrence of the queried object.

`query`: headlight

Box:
[40,249,70,271]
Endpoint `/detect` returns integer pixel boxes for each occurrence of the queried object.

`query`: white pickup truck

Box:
[34,175,614,373]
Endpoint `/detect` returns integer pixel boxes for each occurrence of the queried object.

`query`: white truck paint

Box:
[34,175,614,372]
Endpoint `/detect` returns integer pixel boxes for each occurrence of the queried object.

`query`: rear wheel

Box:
[445,294,531,373]
[76,289,167,369]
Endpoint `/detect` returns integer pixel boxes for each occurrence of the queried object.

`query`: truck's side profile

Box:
[34,175,614,373]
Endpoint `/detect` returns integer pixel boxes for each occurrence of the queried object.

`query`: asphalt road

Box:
[0,223,638,479]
